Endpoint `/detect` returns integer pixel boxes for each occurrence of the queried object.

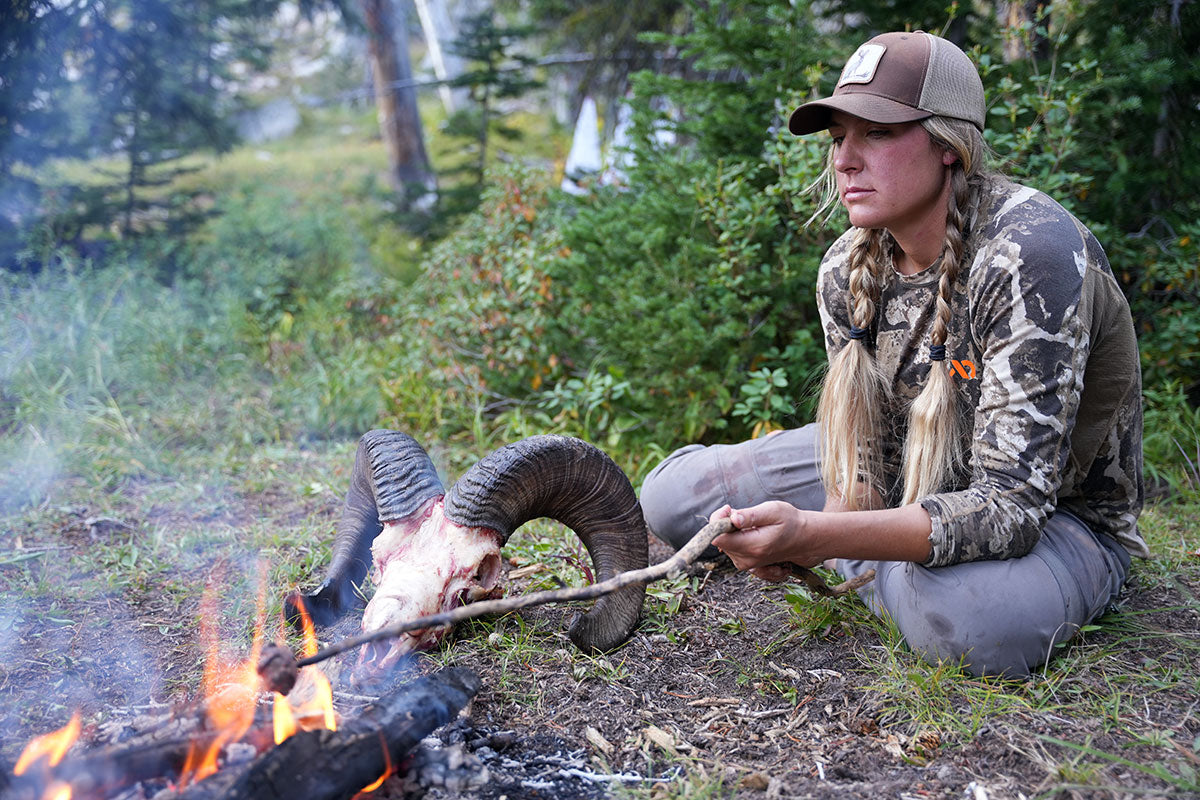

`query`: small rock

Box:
[488,731,516,750]
[740,771,770,791]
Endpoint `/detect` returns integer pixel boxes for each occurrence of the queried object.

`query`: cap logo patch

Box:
[839,43,886,86]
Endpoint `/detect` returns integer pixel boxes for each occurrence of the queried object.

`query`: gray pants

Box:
[639,424,1130,677]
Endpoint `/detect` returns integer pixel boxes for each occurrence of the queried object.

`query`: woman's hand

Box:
[708,502,823,582]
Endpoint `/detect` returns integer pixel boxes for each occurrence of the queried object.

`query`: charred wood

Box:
[2,707,274,800]
[162,667,479,800]
[2,668,478,800]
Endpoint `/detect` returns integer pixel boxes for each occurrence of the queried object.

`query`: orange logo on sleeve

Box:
[949,360,976,379]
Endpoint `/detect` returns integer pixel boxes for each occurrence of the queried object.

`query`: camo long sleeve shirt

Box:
[816,177,1147,568]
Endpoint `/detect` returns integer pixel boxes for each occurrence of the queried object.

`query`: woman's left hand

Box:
[709,501,822,580]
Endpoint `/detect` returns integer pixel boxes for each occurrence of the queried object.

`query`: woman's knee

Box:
[874,561,1069,678]
[899,607,1065,677]
[639,444,712,551]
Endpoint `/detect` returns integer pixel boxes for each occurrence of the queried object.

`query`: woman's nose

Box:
[833,139,859,173]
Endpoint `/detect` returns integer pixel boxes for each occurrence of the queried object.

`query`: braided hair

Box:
[815,116,991,508]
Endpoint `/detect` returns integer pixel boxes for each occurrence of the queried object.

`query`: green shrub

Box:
[532,1,842,447]
[404,166,570,414]
[1142,381,1200,499]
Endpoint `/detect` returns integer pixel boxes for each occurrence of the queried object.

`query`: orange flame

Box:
[354,732,394,796]
[178,571,268,787]
[14,711,81,776]
[271,596,337,745]
[272,691,296,744]
[44,783,73,800]
[14,711,81,799]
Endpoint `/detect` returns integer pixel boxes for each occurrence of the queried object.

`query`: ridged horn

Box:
[290,429,444,627]
[443,435,649,652]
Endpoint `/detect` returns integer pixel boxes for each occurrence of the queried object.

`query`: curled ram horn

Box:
[293,430,649,672]
[286,429,445,629]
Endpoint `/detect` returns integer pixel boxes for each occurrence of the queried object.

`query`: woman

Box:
[638,31,1146,677]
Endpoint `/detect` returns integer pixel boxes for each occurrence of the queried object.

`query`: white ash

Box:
[400,721,676,800]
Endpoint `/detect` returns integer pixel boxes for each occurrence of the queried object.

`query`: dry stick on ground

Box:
[260,518,876,694]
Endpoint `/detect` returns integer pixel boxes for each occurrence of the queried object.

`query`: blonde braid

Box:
[817,227,889,509]
[811,114,993,509]
[900,160,972,505]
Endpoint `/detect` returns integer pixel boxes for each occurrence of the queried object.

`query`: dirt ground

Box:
[385,535,1200,800]
[2,478,1198,799]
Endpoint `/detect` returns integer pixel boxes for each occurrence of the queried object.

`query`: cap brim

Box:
[788,94,932,135]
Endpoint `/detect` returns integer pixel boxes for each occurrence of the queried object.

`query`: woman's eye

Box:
[867,128,889,138]
[831,136,844,146]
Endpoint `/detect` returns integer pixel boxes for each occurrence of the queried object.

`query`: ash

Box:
[395,720,673,799]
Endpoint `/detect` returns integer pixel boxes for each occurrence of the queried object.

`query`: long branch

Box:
[294,518,873,669]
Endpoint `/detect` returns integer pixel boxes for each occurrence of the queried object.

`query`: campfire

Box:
[3,433,872,800]
[0,591,493,797]
[3,586,479,800]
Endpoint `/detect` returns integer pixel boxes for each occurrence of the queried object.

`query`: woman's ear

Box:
[942,149,959,167]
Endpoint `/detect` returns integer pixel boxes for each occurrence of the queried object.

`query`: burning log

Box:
[261,519,876,695]
[1,668,478,800]
[1,662,477,800]
[1,705,273,800]
[163,667,480,800]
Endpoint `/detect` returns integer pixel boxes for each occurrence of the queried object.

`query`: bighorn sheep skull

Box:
[289,431,649,671]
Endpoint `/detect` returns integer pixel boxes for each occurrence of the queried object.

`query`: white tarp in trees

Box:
[561,96,602,195]
[413,0,468,113]
[600,96,633,187]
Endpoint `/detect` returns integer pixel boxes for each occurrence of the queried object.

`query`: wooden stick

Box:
[789,563,876,597]
[293,517,873,670]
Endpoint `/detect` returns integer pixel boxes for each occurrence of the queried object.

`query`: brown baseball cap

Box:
[788,31,985,135]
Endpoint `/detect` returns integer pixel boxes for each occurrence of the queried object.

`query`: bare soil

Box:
[2,471,1198,800]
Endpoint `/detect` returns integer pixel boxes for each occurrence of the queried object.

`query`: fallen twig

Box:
[787,562,876,597]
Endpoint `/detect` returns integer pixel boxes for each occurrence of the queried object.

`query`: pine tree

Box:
[438,10,542,215]
[1,0,297,266]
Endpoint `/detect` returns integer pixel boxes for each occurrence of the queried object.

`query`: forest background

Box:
[3,0,1198,485]
[1,0,1200,795]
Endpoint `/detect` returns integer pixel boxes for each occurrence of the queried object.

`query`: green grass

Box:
[843,494,1200,793]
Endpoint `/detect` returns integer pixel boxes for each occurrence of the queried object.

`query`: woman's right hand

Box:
[709,502,821,580]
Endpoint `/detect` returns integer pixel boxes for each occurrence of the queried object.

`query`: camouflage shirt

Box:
[816,177,1147,567]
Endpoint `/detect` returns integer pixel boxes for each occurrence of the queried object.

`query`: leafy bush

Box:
[1143,381,1200,499]
[533,1,843,446]
[415,0,1200,453]
[400,166,571,424]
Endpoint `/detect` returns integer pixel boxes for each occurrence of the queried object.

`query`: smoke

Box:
[0,435,59,515]
[0,283,59,514]
[0,590,165,763]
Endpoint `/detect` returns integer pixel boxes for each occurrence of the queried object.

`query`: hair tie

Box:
[929,344,947,361]
[848,325,868,341]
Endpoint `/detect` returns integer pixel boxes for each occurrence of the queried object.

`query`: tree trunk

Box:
[997,1,1050,63]
[362,0,437,211]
